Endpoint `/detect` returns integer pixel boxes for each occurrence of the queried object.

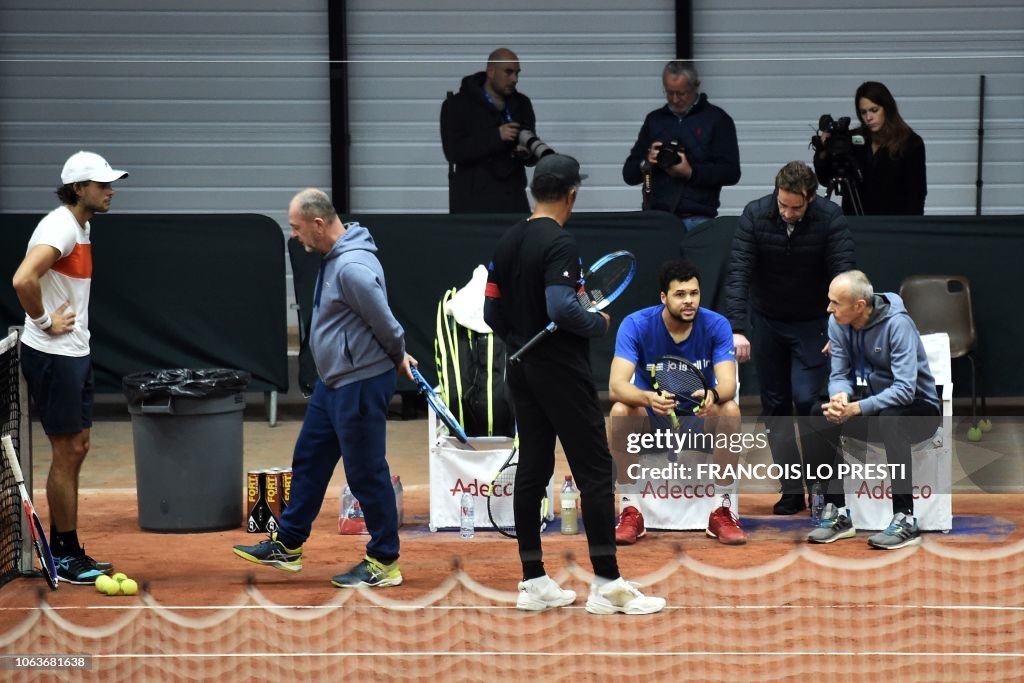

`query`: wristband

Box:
[31,313,53,330]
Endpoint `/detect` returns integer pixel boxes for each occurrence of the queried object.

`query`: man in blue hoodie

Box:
[623,60,741,231]
[809,270,941,549]
[233,188,415,587]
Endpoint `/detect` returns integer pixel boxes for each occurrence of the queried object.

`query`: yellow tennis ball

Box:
[120,579,138,596]
[111,572,128,583]
[102,578,122,596]
[95,575,113,593]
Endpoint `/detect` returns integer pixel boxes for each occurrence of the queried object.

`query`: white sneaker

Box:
[516,575,577,611]
[584,577,666,615]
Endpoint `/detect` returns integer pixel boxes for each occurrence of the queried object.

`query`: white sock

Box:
[619,494,638,511]
[593,575,615,587]
[714,482,736,510]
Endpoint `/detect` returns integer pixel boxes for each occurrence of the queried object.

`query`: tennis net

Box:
[0,329,26,589]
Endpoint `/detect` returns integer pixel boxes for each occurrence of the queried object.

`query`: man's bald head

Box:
[485,47,521,99]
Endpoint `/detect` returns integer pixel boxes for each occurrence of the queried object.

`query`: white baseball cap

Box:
[60,151,129,185]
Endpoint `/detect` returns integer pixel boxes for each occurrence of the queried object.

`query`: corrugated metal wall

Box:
[0,0,332,322]
[348,0,1023,215]
[345,0,677,213]
[695,0,1024,215]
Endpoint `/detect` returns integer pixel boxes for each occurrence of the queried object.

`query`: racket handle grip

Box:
[508,322,557,365]
[1,436,25,484]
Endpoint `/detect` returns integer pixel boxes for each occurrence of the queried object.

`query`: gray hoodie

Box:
[827,292,939,416]
[310,223,405,388]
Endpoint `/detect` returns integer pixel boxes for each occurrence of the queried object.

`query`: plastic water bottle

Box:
[338,484,367,535]
[560,475,579,535]
[810,481,824,523]
[460,492,475,539]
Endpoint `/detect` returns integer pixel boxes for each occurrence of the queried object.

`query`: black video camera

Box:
[655,140,684,170]
[811,114,855,158]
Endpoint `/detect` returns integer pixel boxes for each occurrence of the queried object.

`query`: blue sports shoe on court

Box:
[232,532,304,572]
[54,555,106,585]
[331,556,402,588]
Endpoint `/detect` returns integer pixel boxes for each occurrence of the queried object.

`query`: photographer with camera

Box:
[441,47,554,214]
[623,61,741,231]
[813,81,926,216]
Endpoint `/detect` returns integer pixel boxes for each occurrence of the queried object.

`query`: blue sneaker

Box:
[232,532,304,572]
[331,556,402,588]
[54,555,105,585]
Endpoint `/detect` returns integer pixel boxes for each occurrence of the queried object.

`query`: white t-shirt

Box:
[21,206,92,357]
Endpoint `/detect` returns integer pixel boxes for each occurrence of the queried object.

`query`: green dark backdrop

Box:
[295,211,1019,400]
[1,214,288,394]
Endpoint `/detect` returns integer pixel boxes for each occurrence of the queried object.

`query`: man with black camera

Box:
[441,47,553,214]
[623,61,741,231]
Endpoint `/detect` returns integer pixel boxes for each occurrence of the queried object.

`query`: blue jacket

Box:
[310,223,406,388]
[623,93,741,218]
[828,292,939,415]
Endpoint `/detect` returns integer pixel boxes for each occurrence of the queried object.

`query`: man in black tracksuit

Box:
[725,161,855,514]
[484,154,664,616]
[441,47,538,214]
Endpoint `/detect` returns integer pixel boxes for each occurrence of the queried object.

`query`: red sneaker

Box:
[615,506,646,545]
[706,495,747,545]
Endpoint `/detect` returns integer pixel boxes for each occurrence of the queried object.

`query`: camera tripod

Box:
[824,173,864,216]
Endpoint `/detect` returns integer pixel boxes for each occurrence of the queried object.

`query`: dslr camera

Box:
[655,139,685,170]
[515,129,555,163]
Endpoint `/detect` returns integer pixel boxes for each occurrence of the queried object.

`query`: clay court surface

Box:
[0,413,1022,681]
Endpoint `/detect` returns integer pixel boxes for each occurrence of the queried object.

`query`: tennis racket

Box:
[1,435,58,590]
[652,354,711,429]
[509,250,637,364]
[487,443,549,538]
[410,366,473,448]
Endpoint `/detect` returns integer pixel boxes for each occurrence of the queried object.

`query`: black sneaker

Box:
[232,532,304,572]
[54,555,106,585]
[81,547,113,573]
[772,493,807,515]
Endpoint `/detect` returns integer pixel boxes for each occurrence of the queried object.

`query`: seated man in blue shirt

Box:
[609,259,746,546]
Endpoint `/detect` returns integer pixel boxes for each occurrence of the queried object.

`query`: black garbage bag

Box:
[122,369,251,405]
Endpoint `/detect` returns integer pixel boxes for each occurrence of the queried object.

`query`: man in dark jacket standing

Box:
[623,60,741,231]
[442,47,539,214]
[726,161,855,514]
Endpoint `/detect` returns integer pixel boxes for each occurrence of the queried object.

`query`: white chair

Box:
[844,332,953,531]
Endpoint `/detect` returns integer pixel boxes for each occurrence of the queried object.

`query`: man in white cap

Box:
[11,151,128,584]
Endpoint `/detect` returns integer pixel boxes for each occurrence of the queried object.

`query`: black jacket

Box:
[814,130,926,215]
[440,72,536,214]
[726,193,856,331]
[622,94,741,218]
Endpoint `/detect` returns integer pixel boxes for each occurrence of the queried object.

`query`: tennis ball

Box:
[102,578,122,596]
[111,572,128,583]
[95,575,114,593]
[120,579,138,596]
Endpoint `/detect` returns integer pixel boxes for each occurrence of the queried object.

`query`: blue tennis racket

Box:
[509,250,637,364]
[410,367,473,447]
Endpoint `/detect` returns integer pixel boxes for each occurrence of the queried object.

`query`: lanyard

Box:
[482,89,512,123]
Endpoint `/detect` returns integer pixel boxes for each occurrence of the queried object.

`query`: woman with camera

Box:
[814,81,927,215]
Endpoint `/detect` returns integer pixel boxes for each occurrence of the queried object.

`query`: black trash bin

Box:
[124,369,250,532]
